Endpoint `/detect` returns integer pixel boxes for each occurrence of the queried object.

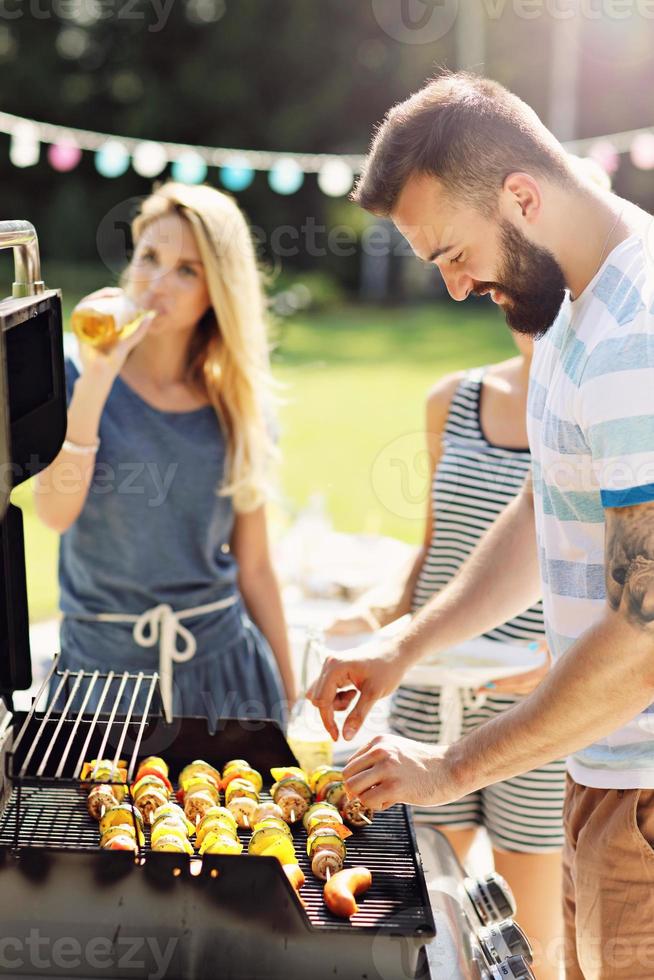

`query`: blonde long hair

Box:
[128,182,277,512]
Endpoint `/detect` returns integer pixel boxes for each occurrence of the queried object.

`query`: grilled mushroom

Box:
[341,797,374,828]
[306,828,346,881]
[184,787,220,824]
[227,795,258,828]
[87,784,120,821]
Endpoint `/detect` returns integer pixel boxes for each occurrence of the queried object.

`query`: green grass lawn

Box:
[9,267,515,622]
[272,303,516,538]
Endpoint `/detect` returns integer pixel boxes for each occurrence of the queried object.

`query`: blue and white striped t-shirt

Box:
[528,229,654,789]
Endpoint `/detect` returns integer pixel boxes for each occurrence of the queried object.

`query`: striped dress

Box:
[389,368,566,852]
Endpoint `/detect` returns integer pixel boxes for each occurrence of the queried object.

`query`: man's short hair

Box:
[353,71,573,217]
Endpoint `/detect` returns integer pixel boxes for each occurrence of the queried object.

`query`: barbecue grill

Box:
[0,221,535,980]
[0,670,437,979]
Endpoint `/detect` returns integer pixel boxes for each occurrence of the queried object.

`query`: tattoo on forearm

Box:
[606,503,654,626]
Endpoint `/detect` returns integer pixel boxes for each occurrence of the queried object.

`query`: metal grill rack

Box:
[0,782,434,936]
[6,656,163,787]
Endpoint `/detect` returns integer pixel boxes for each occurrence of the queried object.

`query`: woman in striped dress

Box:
[329,333,565,980]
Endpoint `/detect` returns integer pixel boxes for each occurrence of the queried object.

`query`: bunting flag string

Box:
[2,109,654,196]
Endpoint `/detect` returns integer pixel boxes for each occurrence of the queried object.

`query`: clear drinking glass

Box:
[286,628,334,772]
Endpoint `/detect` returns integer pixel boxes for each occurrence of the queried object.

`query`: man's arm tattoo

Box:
[605,502,654,627]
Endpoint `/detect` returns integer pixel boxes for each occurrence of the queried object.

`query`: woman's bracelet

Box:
[62,437,100,456]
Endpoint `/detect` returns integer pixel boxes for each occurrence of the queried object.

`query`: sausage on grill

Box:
[323,867,372,918]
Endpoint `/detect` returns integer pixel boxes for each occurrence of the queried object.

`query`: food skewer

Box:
[248,820,296,865]
[178,761,222,825]
[150,801,196,853]
[82,759,129,820]
[246,767,305,869]
[193,805,242,855]
[98,802,144,852]
[269,767,312,825]
[309,766,375,828]
[89,754,376,887]
[304,805,351,881]
[221,760,262,828]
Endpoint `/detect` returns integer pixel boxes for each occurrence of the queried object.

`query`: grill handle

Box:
[0,220,45,297]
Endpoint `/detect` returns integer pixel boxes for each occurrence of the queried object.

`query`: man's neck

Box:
[551,189,635,302]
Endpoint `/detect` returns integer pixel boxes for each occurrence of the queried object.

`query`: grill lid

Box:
[0,220,67,697]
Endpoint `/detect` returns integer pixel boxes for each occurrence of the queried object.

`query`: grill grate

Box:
[0,783,434,935]
[7,659,163,786]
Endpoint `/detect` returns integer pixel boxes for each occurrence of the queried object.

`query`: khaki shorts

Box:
[563,774,654,979]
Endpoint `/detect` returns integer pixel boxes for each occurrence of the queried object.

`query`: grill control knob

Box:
[464,872,517,925]
[487,955,536,979]
[479,919,533,965]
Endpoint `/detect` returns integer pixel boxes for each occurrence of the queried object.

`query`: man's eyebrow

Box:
[426,245,453,263]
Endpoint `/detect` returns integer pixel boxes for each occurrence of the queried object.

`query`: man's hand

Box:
[342,734,463,811]
[306,641,408,741]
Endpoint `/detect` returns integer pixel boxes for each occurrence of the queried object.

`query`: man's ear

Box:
[502,172,542,223]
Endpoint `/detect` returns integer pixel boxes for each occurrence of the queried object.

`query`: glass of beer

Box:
[71,291,154,352]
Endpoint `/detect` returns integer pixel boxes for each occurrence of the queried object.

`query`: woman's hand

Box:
[477,642,552,696]
[325,609,379,637]
[75,288,156,380]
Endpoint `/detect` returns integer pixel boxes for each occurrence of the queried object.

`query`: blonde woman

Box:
[35,182,296,726]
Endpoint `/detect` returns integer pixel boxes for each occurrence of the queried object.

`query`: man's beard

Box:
[472,220,567,338]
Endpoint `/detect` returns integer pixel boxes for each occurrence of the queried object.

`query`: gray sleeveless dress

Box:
[55,339,287,728]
